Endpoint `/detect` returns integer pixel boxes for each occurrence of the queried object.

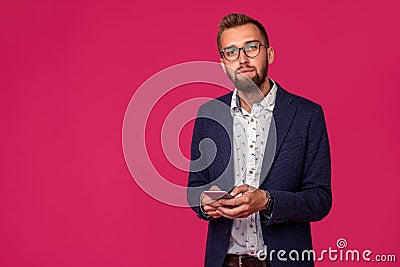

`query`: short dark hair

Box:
[217,13,270,51]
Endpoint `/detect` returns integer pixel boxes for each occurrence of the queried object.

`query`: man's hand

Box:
[201,186,223,219]
[216,184,268,219]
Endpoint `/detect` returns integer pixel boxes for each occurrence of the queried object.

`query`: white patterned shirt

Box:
[227,79,277,256]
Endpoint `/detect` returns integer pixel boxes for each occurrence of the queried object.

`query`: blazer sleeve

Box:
[264,105,332,224]
[187,106,214,220]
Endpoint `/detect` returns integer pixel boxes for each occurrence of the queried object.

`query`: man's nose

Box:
[238,49,250,64]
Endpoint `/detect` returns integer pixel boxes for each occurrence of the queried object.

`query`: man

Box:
[187,13,331,267]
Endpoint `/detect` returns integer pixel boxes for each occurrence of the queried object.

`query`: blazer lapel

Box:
[260,85,297,181]
[273,85,297,154]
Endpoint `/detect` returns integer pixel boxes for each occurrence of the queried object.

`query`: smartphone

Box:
[203,190,233,201]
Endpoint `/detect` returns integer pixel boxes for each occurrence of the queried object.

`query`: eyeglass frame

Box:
[220,41,269,62]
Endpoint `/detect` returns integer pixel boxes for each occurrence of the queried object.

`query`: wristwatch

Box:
[264,190,274,215]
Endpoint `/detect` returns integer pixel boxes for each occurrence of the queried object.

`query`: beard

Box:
[228,61,268,93]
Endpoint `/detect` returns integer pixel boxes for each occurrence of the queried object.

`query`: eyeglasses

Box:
[220,41,268,62]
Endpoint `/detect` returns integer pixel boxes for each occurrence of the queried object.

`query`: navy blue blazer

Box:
[187,83,332,267]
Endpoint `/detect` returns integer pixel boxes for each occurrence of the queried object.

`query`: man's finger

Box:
[209,185,221,191]
[217,205,246,218]
[202,198,222,206]
[218,196,244,206]
[215,209,233,219]
[229,184,250,196]
[216,209,247,219]
[203,201,222,209]
[208,211,222,219]
[203,205,222,219]
[202,205,213,213]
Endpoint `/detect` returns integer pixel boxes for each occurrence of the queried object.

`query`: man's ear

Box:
[267,47,275,65]
[220,58,227,74]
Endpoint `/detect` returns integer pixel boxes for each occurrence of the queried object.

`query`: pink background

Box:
[1,1,399,266]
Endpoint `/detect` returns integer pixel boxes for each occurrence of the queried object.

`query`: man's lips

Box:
[238,68,254,73]
[236,68,255,77]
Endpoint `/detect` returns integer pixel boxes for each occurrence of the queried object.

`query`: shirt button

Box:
[250,118,254,122]
[249,224,254,228]
[249,170,253,174]
[250,145,254,148]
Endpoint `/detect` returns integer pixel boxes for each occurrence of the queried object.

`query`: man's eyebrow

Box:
[221,45,236,51]
[243,39,261,44]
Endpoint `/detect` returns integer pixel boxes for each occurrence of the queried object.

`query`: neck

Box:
[238,78,271,113]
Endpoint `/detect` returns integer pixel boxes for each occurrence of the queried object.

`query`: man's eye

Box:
[226,49,237,56]
[246,44,258,51]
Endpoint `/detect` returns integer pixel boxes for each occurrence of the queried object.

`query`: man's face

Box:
[220,23,274,91]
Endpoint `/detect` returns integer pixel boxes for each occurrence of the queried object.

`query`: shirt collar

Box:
[230,78,277,114]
